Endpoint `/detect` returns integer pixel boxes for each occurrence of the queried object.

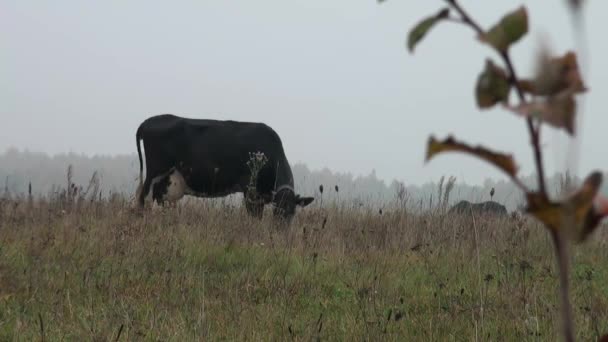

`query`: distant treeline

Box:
[0,148,598,211]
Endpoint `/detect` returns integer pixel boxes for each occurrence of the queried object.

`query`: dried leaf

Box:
[479,6,528,52]
[581,194,608,241]
[527,50,588,96]
[526,172,608,242]
[504,89,576,135]
[565,173,602,241]
[517,79,535,93]
[476,59,511,109]
[526,192,562,231]
[407,8,450,53]
[426,136,518,177]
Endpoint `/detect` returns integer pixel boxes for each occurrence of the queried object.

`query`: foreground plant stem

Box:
[551,230,575,342]
[443,1,574,340]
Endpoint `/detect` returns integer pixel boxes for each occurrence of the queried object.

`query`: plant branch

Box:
[500,51,548,197]
[444,0,549,198]
[550,230,575,342]
[443,0,484,35]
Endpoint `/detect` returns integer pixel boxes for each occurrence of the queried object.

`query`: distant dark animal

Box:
[448,200,508,217]
[135,114,314,219]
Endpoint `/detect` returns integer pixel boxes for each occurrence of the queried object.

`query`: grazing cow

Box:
[135,114,314,219]
[448,200,508,217]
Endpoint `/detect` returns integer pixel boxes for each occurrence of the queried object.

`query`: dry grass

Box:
[0,197,607,340]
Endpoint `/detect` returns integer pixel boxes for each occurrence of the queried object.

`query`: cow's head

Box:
[272,185,314,219]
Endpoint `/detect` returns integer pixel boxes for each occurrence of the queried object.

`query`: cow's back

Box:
[139,114,281,149]
[448,200,507,217]
[478,201,508,216]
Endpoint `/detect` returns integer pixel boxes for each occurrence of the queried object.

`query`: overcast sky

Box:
[2,1,607,186]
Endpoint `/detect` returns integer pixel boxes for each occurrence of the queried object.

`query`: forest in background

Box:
[0,148,594,211]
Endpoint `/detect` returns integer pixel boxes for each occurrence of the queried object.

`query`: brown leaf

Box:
[525,192,562,231]
[517,79,535,93]
[526,172,607,242]
[565,172,602,241]
[528,50,588,96]
[504,89,576,135]
[476,59,511,109]
[580,190,608,241]
[426,136,518,177]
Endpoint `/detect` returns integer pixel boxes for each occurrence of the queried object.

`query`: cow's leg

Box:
[151,170,175,207]
[139,168,172,208]
[152,182,165,206]
[138,176,153,207]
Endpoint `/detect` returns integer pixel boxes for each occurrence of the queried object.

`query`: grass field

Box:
[1,197,607,341]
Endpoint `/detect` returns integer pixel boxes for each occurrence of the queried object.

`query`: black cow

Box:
[135,114,314,219]
[448,200,508,217]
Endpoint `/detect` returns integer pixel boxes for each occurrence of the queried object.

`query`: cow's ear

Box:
[296,195,314,207]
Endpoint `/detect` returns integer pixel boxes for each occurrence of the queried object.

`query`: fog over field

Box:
[2,1,608,187]
[0,148,599,212]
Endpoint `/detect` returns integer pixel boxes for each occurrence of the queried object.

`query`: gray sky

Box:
[2,1,607,186]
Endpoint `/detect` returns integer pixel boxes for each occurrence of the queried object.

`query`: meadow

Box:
[1,194,607,341]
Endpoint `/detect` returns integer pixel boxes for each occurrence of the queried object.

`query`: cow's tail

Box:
[136,126,144,189]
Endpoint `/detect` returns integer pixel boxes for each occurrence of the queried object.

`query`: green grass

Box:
[0,199,607,340]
